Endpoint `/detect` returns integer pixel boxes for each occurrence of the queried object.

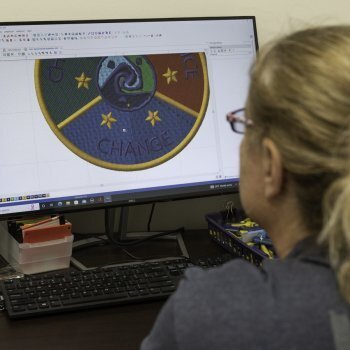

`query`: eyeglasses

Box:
[226,108,254,134]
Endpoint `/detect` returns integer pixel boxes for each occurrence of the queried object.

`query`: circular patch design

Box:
[35,53,209,171]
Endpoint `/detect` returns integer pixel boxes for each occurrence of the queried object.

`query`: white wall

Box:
[2,0,349,232]
[1,0,349,44]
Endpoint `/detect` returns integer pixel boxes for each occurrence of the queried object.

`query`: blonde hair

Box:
[247,25,350,302]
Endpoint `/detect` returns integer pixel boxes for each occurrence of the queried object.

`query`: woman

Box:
[141,26,350,350]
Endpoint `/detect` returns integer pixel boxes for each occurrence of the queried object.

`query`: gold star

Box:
[145,110,161,126]
[75,72,92,89]
[101,112,117,129]
[162,67,178,84]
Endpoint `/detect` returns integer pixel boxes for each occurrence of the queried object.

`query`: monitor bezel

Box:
[0,16,258,221]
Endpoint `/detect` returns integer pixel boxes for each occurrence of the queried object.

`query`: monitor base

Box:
[71,207,189,270]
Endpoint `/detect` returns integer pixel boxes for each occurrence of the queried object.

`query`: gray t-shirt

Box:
[141,239,350,350]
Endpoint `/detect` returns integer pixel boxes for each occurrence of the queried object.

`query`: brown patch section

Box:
[147,53,205,113]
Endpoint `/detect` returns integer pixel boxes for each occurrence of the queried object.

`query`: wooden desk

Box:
[0,230,227,350]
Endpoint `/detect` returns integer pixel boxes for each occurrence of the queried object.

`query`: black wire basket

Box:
[205,212,273,267]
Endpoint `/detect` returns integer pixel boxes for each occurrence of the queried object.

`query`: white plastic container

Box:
[0,222,73,274]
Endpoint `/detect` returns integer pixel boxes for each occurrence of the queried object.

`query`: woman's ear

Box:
[261,138,284,199]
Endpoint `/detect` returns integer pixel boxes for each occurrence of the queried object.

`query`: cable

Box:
[72,236,108,252]
[72,232,106,239]
[147,203,156,232]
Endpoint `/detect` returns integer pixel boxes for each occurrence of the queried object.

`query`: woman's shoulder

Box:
[169,257,345,350]
[166,259,290,349]
[175,255,340,316]
[175,259,274,313]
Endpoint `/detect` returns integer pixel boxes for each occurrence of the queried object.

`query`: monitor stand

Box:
[71,206,189,270]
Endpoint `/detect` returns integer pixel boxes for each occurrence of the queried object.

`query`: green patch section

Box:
[122,56,156,94]
[37,57,102,125]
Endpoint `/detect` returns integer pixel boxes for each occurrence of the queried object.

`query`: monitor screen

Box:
[0,17,258,220]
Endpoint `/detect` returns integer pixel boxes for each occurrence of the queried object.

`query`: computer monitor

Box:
[0,17,258,221]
